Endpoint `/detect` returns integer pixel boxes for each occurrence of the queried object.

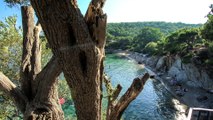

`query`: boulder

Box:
[167,56,213,89]
[184,64,213,89]
[168,57,187,83]
[145,56,159,68]
[155,56,167,70]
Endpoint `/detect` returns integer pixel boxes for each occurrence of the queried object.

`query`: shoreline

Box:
[110,50,213,110]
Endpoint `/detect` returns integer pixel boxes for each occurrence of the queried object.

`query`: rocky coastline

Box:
[109,50,213,110]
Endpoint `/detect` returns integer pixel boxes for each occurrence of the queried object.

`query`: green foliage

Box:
[0,95,22,120]
[0,16,22,119]
[40,36,52,67]
[164,28,201,55]
[0,16,53,119]
[58,79,76,120]
[198,4,213,67]
[201,4,213,41]
[201,17,213,41]
[143,42,158,54]
[132,27,163,52]
[182,52,195,64]
[0,16,22,83]
[106,37,133,50]
[207,41,213,57]
[58,79,72,100]
[106,22,201,51]
[0,15,77,119]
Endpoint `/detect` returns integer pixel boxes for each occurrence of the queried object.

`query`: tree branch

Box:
[21,6,43,101]
[104,74,122,120]
[20,6,35,100]
[0,72,28,113]
[30,0,107,119]
[33,56,62,102]
[85,0,107,49]
[24,56,64,119]
[31,21,42,78]
[29,21,42,96]
[109,73,150,120]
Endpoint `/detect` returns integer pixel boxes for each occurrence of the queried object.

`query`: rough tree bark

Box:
[0,0,151,119]
[30,0,106,119]
[30,0,150,120]
[20,6,64,119]
[0,6,64,120]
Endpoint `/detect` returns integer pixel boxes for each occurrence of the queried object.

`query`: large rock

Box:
[200,71,213,89]
[129,52,213,90]
[168,56,213,89]
[155,56,167,70]
[168,57,188,83]
[183,64,203,88]
[128,52,145,64]
[145,56,159,68]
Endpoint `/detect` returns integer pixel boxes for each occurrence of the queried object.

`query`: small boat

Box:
[187,107,213,120]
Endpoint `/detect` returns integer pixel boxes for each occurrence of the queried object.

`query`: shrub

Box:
[143,42,158,54]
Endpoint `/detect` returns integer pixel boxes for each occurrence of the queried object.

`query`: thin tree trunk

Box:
[20,6,35,100]
[20,6,64,119]
[23,57,64,120]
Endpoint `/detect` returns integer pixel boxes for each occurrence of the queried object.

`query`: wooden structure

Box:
[187,107,213,120]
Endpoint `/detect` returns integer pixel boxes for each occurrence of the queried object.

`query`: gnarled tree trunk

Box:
[20,6,64,120]
[30,0,150,120]
[0,0,151,119]
[0,6,64,120]
[30,0,106,119]
[1,0,151,119]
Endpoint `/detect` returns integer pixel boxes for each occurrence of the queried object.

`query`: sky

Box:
[0,0,212,26]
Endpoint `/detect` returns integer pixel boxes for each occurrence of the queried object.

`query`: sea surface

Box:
[63,54,186,120]
[104,54,186,120]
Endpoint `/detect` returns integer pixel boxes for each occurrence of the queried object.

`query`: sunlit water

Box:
[104,54,186,120]
[63,54,186,120]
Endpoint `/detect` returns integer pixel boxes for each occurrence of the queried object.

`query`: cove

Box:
[62,54,187,119]
[104,54,187,120]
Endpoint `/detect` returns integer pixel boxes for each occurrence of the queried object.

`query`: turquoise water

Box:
[63,54,184,120]
[104,54,183,120]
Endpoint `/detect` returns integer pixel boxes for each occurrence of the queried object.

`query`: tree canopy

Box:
[0,16,22,119]
[201,4,213,42]
[164,28,201,54]
[106,22,201,51]
[132,27,163,52]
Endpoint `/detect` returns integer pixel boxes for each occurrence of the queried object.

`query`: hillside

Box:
[106,22,202,51]
[107,22,202,39]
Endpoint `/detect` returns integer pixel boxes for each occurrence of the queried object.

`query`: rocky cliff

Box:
[129,52,213,91]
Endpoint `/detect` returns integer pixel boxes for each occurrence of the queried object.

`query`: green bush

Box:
[208,41,213,56]
[182,52,195,63]
[143,42,158,54]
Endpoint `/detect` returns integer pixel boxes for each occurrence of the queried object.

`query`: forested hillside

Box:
[106,22,202,50]
[107,22,201,39]
[106,18,213,76]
